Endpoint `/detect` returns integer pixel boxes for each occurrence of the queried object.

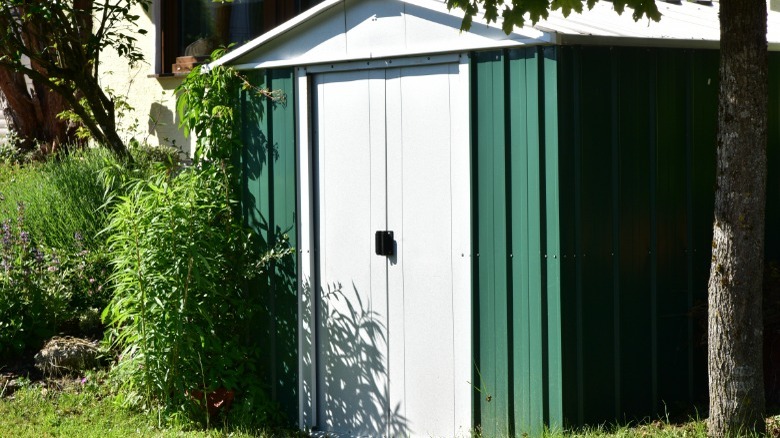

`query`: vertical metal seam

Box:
[267,69,279,405]
[447,62,457,433]
[381,68,392,433]
[503,48,516,438]
[290,68,302,418]
[648,49,659,416]
[685,50,695,402]
[309,72,323,430]
[538,45,551,430]
[572,46,585,427]
[469,51,482,431]
[610,47,622,418]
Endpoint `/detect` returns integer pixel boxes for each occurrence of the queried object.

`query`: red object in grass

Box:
[187,387,235,418]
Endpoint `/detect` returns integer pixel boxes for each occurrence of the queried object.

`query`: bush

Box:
[0,205,66,358]
[103,163,291,424]
[0,199,115,360]
[0,146,178,359]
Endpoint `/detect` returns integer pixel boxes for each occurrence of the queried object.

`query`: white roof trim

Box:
[213,0,345,67]
[212,0,780,71]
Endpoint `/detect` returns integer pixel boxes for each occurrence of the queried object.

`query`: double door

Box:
[312,62,469,437]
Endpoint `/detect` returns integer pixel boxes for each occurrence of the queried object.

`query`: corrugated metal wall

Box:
[473,46,780,433]
[472,47,560,437]
[238,68,299,423]
[555,46,717,426]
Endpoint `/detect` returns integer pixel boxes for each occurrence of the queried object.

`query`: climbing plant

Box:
[175,47,283,166]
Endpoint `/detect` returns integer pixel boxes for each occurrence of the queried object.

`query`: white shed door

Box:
[313,63,466,437]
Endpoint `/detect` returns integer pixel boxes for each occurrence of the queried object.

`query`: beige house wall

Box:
[99,2,193,156]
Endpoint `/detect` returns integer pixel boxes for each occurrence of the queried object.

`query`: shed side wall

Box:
[472,45,780,432]
[472,48,558,436]
[555,46,723,426]
[238,68,299,423]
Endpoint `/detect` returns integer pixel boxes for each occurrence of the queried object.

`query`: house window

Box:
[159,0,323,75]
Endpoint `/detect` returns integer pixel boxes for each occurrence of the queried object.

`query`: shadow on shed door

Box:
[311,63,467,437]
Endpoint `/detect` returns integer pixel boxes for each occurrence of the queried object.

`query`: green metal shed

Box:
[217,0,780,435]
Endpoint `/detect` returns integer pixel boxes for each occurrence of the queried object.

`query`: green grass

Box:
[0,374,296,438]
[546,421,709,437]
[0,145,179,251]
[3,380,778,438]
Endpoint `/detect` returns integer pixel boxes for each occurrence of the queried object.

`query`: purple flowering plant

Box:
[0,200,111,359]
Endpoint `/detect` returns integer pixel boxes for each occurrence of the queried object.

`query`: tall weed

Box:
[103,163,290,424]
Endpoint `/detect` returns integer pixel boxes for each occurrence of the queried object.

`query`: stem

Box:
[130,197,151,403]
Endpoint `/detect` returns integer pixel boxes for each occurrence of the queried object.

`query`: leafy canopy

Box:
[447,0,661,34]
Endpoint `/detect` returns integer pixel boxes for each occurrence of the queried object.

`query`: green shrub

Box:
[0,204,65,358]
[100,50,292,427]
[0,146,177,359]
[103,163,291,424]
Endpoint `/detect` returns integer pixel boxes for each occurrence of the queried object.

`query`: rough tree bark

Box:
[0,0,94,154]
[0,1,139,160]
[708,0,768,436]
[0,61,78,153]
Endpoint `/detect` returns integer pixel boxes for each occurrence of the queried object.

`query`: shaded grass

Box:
[547,420,709,437]
[473,415,780,437]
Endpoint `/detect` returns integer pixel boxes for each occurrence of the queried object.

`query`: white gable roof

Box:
[215,0,780,70]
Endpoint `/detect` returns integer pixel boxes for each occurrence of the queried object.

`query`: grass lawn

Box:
[1,374,777,438]
[0,379,714,438]
[0,374,293,438]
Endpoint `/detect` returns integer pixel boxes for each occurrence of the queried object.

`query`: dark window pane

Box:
[178,0,264,57]
[164,0,329,72]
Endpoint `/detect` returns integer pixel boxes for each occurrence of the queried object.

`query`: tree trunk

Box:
[708,1,768,436]
[0,64,78,153]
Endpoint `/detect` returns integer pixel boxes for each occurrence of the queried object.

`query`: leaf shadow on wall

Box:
[236,87,298,422]
[301,279,409,437]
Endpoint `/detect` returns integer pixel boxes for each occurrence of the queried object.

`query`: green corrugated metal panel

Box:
[767,54,780,406]
[689,50,718,402]
[473,43,780,434]
[555,46,718,426]
[574,46,617,425]
[550,46,582,428]
[472,47,557,436]
[543,45,564,431]
[473,50,511,437]
[769,54,780,262]
[507,49,531,435]
[240,69,271,238]
[267,68,299,421]
[616,47,654,418]
[238,68,298,423]
[655,48,692,410]
[507,48,545,436]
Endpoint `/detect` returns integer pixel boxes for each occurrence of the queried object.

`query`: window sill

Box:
[147,73,184,79]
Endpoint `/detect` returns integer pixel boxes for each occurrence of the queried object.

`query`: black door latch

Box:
[375,231,395,256]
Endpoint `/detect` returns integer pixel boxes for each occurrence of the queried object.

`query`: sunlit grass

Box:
[0,373,294,438]
[4,373,779,437]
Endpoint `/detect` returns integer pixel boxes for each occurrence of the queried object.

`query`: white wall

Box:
[98,2,193,156]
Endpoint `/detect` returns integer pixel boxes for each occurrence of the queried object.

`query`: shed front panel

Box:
[312,62,470,437]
